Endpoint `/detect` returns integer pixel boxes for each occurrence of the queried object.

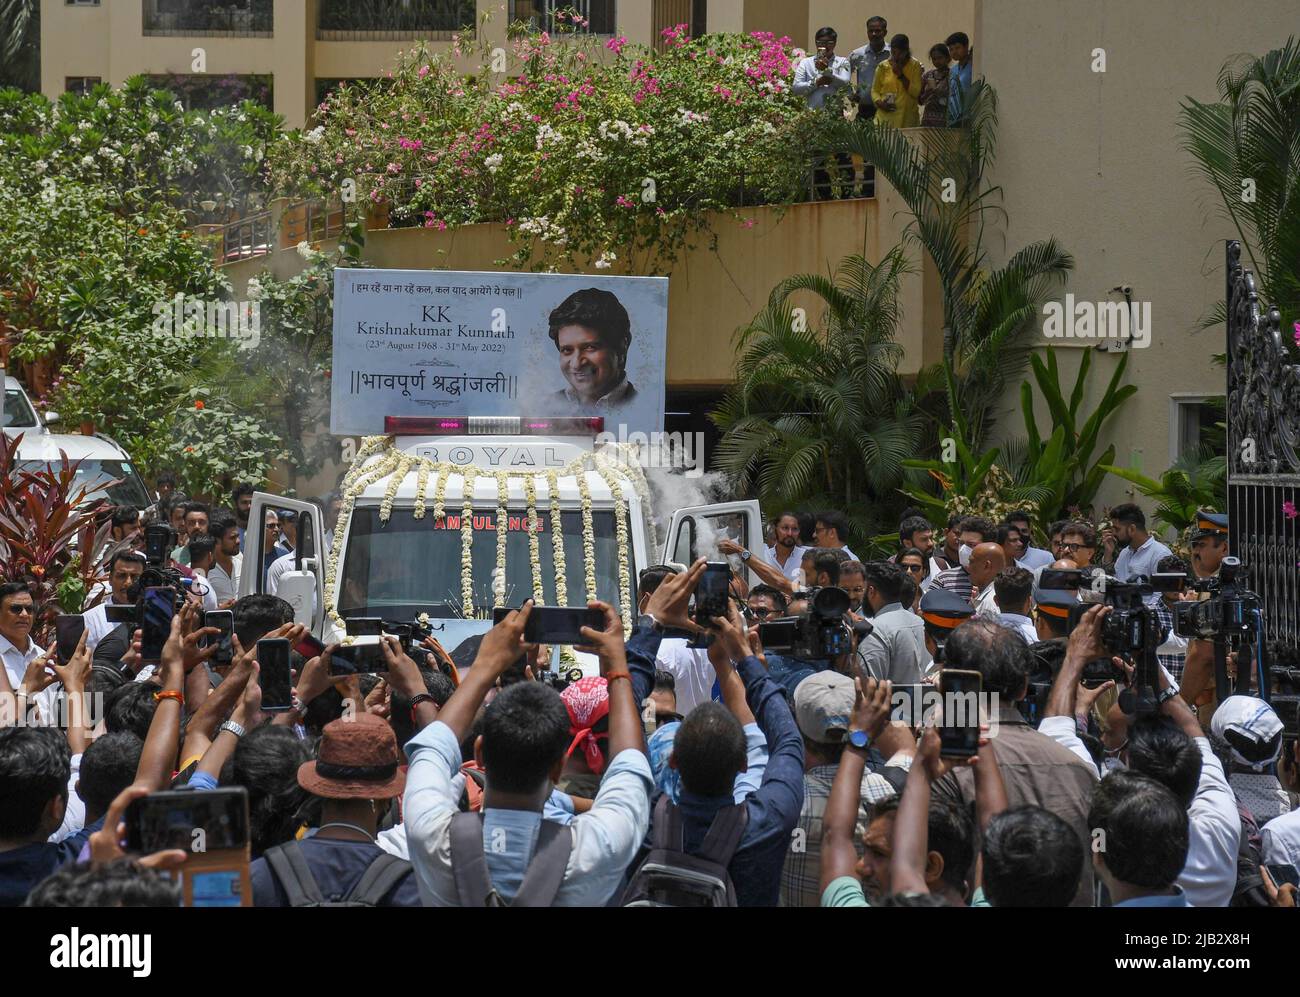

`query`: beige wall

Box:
[976,0,1294,515]
[225,192,940,389]
[742,0,809,44]
[805,0,974,54]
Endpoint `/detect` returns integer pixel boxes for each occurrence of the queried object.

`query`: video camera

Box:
[757,586,871,661]
[1172,558,1262,641]
[1039,566,1173,718]
[122,523,189,618]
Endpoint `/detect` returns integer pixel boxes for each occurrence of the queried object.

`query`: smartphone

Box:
[328,640,387,676]
[294,633,326,659]
[890,683,931,728]
[491,605,605,645]
[139,587,175,663]
[144,524,173,565]
[203,610,234,666]
[104,604,136,626]
[345,617,384,636]
[693,561,731,627]
[389,623,413,655]
[937,668,983,757]
[55,614,85,665]
[256,638,293,712]
[1265,863,1300,889]
[126,787,249,853]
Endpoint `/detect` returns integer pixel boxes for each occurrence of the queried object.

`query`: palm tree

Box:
[1099,446,1228,535]
[0,0,39,93]
[712,247,934,549]
[1180,38,1300,333]
[820,81,1074,452]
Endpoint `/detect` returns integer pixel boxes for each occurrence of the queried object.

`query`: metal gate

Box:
[1225,240,1300,653]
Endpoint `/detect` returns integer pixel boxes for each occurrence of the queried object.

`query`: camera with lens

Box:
[757,586,869,661]
[536,666,584,692]
[127,523,188,616]
[1042,567,1176,658]
[1172,558,1261,641]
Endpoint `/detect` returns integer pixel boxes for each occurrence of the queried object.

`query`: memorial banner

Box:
[330,269,667,435]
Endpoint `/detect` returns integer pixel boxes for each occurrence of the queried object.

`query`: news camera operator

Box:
[1039,603,1240,906]
[84,549,145,653]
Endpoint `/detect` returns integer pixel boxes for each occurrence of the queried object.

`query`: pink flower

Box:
[615,195,635,208]
[739,217,756,229]
[418,65,431,78]
[1285,501,1298,520]
[605,35,628,55]
[1294,320,1299,345]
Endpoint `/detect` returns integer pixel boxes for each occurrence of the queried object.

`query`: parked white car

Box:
[2,374,56,437]
[12,431,153,509]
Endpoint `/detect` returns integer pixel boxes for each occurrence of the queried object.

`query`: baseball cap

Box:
[793,671,854,744]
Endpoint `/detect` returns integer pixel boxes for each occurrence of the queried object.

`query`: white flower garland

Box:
[546,470,568,607]
[325,439,650,623]
[576,461,597,604]
[412,457,432,519]
[524,473,544,603]
[595,462,633,635]
[460,468,478,617]
[493,471,509,607]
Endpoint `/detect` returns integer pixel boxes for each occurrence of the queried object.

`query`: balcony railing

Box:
[208,210,273,264]
[316,0,473,41]
[509,0,616,35]
[143,0,273,37]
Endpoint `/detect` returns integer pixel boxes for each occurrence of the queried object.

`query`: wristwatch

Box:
[739,549,752,563]
[408,693,437,723]
[219,720,246,739]
[847,728,870,749]
[638,613,666,634]
[1157,687,1179,707]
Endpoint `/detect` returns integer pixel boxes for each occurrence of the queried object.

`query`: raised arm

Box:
[578,600,644,758]
[821,676,892,891]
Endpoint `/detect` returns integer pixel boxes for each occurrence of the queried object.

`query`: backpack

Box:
[622,795,749,907]
[263,840,412,907]
[448,811,574,907]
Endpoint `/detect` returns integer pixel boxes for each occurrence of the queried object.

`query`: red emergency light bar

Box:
[384,416,604,436]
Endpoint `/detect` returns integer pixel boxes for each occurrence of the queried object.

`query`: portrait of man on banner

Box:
[547,288,639,412]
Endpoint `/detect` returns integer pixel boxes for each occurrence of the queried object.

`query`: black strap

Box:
[448,811,574,907]
[875,765,908,795]
[264,841,325,906]
[696,804,748,867]
[651,794,684,851]
[346,853,412,906]
[450,811,496,906]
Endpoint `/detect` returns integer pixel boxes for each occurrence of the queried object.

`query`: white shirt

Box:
[266,551,295,596]
[0,632,59,724]
[1261,809,1300,871]
[654,637,717,716]
[972,583,1000,619]
[49,753,85,844]
[792,54,851,109]
[1019,546,1055,569]
[1179,738,1242,907]
[207,554,242,604]
[84,599,128,652]
[763,544,809,585]
[997,612,1038,644]
[837,545,858,563]
[188,571,219,612]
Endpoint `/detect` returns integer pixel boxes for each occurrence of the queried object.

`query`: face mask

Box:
[958,543,972,568]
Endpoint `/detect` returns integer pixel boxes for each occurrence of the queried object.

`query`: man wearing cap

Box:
[780,671,913,906]
[918,587,974,667]
[1212,695,1292,826]
[855,562,930,684]
[252,714,420,906]
[1033,586,1075,641]
[1189,509,1229,579]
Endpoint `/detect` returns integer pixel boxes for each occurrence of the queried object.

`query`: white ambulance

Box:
[239,416,760,654]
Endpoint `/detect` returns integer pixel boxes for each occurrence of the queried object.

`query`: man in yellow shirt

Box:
[870,34,923,128]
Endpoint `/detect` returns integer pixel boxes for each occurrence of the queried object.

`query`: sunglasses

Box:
[902,563,925,573]
[5,603,34,616]
[1061,542,1094,552]
[746,607,778,620]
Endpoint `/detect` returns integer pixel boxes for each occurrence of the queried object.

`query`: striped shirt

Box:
[929,565,974,602]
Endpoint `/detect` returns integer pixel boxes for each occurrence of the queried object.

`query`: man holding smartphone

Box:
[83,549,146,652]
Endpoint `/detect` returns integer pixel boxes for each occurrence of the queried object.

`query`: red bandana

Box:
[561,676,610,775]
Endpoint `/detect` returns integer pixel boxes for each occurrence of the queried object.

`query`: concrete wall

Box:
[804,0,974,54]
[975,0,1295,511]
[225,191,941,389]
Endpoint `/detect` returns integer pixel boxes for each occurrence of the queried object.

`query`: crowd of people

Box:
[792,15,974,197]
[1,485,1296,909]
